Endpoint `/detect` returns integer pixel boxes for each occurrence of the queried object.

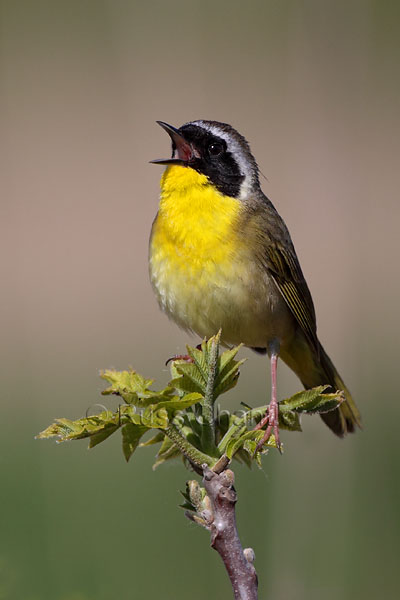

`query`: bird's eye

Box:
[208,142,224,157]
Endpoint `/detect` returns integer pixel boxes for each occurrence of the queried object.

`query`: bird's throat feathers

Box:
[156,165,242,253]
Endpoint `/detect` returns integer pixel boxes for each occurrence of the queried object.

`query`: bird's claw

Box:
[165,343,203,366]
[165,354,194,366]
[254,401,282,453]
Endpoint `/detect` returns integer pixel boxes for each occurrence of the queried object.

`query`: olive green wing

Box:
[265,242,319,353]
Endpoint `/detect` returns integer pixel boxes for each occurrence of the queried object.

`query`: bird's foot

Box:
[254,400,281,453]
[165,344,203,366]
[165,354,194,366]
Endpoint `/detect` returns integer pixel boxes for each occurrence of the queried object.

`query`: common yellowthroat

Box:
[149,120,361,448]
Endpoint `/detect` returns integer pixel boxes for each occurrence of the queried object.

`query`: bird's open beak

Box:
[150,121,194,166]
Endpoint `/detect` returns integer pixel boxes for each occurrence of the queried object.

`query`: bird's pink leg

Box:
[255,349,281,452]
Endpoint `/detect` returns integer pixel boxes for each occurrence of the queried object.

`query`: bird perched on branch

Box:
[149,120,361,449]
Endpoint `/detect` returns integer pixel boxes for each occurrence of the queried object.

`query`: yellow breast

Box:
[152,165,242,259]
[149,165,250,339]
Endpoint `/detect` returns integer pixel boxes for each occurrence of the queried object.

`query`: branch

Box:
[201,465,258,600]
[200,334,219,455]
[164,423,214,469]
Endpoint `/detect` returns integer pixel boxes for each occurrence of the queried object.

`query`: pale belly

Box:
[149,233,295,350]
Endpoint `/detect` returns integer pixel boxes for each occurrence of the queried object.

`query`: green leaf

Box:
[153,435,182,470]
[140,393,202,431]
[217,412,250,454]
[214,345,245,398]
[37,419,76,441]
[279,410,302,432]
[233,448,253,468]
[122,423,149,462]
[186,344,209,384]
[89,425,120,448]
[188,333,220,374]
[101,369,174,406]
[169,362,206,395]
[218,343,242,372]
[180,410,203,443]
[225,429,275,461]
[168,335,244,402]
[156,393,203,415]
[280,386,343,414]
[139,431,165,447]
[142,406,169,429]
[37,411,121,443]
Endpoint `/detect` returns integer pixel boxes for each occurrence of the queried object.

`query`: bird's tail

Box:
[294,341,361,437]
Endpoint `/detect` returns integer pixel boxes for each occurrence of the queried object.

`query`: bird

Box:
[149,120,361,449]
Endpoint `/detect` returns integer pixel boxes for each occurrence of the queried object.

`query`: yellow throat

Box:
[149,165,245,337]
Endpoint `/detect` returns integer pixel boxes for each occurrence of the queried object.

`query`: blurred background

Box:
[2,1,399,599]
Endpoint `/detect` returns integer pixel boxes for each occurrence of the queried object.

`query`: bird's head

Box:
[151,120,260,200]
